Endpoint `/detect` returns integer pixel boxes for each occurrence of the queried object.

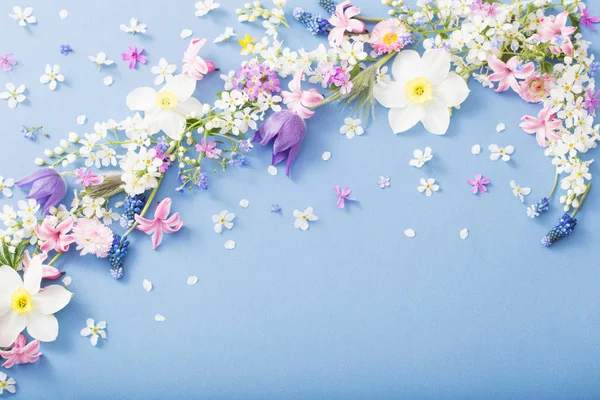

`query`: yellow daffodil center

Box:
[383,32,398,45]
[0,381,6,389]
[156,91,178,110]
[11,287,33,315]
[405,77,433,105]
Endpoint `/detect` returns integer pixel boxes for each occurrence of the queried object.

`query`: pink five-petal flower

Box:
[182,38,216,81]
[519,105,563,147]
[282,70,324,119]
[195,138,222,159]
[581,9,600,31]
[467,174,490,195]
[0,334,42,369]
[22,251,62,280]
[135,198,183,250]
[35,216,76,253]
[538,11,577,55]
[334,186,356,209]
[0,53,17,72]
[74,167,104,188]
[328,0,367,47]
[122,46,147,69]
[487,54,535,93]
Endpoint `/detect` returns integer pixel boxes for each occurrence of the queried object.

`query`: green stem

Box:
[571,183,592,218]
[123,175,164,237]
[547,173,559,199]
[48,252,62,266]
[355,16,386,23]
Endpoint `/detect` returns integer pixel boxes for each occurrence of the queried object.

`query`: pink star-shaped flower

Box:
[467,174,490,195]
[519,105,563,147]
[122,46,146,69]
[35,216,76,253]
[135,198,183,250]
[0,334,42,369]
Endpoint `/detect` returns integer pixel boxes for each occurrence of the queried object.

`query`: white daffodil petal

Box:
[373,81,408,109]
[388,105,423,134]
[32,285,71,315]
[421,49,451,85]
[391,50,422,81]
[23,259,42,295]
[126,87,157,112]
[436,72,470,107]
[0,266,23,294]
[421,99,450,135]
[0,313,26,347]
[26,312,59,342]
[156,109,186,140]
[161,74,195,103]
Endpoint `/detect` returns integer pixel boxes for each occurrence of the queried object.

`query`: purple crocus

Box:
[580,9,600,31]
[252,110,306,178]
[15,168,67,215]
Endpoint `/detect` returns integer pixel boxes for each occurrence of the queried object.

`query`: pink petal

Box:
[151,227,164,250]
[154,198,172,220]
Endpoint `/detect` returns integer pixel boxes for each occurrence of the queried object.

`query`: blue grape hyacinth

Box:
[108,234,130,279]
[293,8,333,36]
[526,197,550,218]
[541,213,577,247]
[318,0,338,15]
[120,194,146,228]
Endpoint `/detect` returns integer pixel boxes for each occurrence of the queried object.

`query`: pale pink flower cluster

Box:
[72,218,114,258]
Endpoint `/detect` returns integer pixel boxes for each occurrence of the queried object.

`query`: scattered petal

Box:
[142,279,153,292]
[496,123,506,133]
[62,276,72,287]
[187,276,198,286]
[154,314,166,322]
[460,228,469,240]
[180,29,193,39]
[103,76,113,86]
[471,144,481,155]
[267,165,278,176]
[239,199,249,208]
[322,151,332,161]
[59,9,68,19]
[224,240,236,250]
[404,229,415,238]
[76,115,87,125]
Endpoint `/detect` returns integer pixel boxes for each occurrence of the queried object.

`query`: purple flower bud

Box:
[15,168,67,215]
[252,110,306,178]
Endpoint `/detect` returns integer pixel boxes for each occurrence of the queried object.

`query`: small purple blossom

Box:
[0,53,17,72]
[60,44,73,56]
[15,168,67,215]
[156,136,169,152]
[334,186,355,209]
[589,62,600,76]
[580,9,600,31]
[238,138,253,152]
[196,171,209,190]
[232,62,280,101]
[584,89,600,115]
[122,46,146,69]
[271,204,282,213]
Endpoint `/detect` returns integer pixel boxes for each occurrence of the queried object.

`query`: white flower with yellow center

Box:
[126,74,204,140]
[80,318,107,346]
[0,255,72,347]
[373,49,470,135]
[40,64,65,91]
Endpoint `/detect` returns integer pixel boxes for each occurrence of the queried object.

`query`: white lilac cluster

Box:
[236,0,288,38]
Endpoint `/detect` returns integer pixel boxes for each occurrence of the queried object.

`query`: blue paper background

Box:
[1,0,600,398]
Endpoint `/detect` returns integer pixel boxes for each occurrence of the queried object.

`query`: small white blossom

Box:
[214,27,236,43]
[0,83,26,109]
[417,178,439,196]
[0,176,15,198]
[293,207,318,231]
[195,0,220,17]
[150,58,176,86]
[80,318,107,347]
[212,210,235,233]
[510,180,531,202]
[409,147,433,168]
[488,144,515,162]
[9,6,36,26]
[339,117,364,139]
[0,372,16,395]
[120,17,147,35]
[378,176,391,189]
[40,64,64,91]
[88,52,114,71]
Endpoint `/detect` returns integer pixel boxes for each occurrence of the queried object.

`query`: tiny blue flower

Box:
[60,44,73,56]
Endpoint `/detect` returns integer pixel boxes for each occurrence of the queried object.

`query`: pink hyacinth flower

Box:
[281,70,324,119]
[467,174,490,195]
[328,0,367,47]
[487,54,535,93]
[538,11,577,56]
[0,334,42,369]
[519,105,563,147]
[122,46,147,69]
[135,198,183,250]
[35,216,76,253]
[22,251,62,280]
[182,38,216,81]
[334,186,355,209]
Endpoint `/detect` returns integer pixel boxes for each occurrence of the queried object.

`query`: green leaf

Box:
[0,241,29,270]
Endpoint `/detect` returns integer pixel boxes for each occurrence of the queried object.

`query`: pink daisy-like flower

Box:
[369,19,413,55]
[519,74,555,103]
[122,46,147,69]
[72,218,114,258]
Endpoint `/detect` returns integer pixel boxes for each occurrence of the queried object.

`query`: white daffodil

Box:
[409,147,433,168]
[88,52,114,71]
[510,180,531,202]
[40,64,65,91]
[293,207,318,231]
[195,0,220,17]
[9,6,36,26]
[80,318,107,346]
[151,58,177,86]
[489,144,515,162]
[417,178,440,196]
[126,74,204,140]
[0,83,26,109]
[212,210,235,233]
[373,49,470,135]
[0,255,72,347]
[0,176,15,198]
[214,27,236,43]
[339,117,364,139]
[0,372,16,395]
[120,17,147,35]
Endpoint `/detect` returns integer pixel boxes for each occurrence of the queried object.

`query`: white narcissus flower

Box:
[195,0,220,17]
[88,52,114,71]
[126,74,204,140]
[417,178,440,196]
[0,255,72,347]
[120,17,147,35]
[0,83,26,109]
[9,6,36,26]
[214,27,236,43]
[489,144,515,162]
[40,64,65,91]
[293,207,318,231]
[151,58,177,86]
[510,180,531,202]
[80,318,107,346]
[409,147,433,168]
[374,49,470,135]
[339,117,364,139]
[212,210,235,233]
[0,372,16,395]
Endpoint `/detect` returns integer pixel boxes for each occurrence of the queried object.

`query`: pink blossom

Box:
[467,174,490,195]
[487,54,535,93]
[369,19,412,55]
[519,74,555,103]
[0,334,41,369]
[281,70,324,119]
[519,105,563,147]
[0,53,17,72]
[122,46,147,69]
[135,198,183,250]
[334,186,355,209]
[74,167,104,188]
[182,38,216,81]
[581,9,600,31]
[538,11,577,55]
[73,218,114,258]
[584,89,600,115]
[328,0,367,47]
[35,216,75,253]
[195,138,222,159]
[22,251,62,280]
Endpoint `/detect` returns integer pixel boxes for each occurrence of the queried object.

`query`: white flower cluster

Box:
[236,0,287,37]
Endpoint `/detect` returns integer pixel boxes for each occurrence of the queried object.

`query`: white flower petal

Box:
[388,105,423,134]
[224,240,236,250]
[267,165,278,176]
[421,99,450,135]
[59,9,68,19]
[239,199,249,208]
[391,50,422,81]
[142,279,153,292]
[76,115,87,125]
[435,72,469,107]
[321,151,331,161]
[26,312,59,342]
[154,314,166,322]
[471,144,481,155]
[496,123,506,133]
[187,276,198,286]
[103,76,113,86]
[373,81,408,109]
[404,229,415,238]
[0,266,23,295]
[0,313,26,347]
[126,87,157,112]
[32,285,71,314]
[460,228,469,240]
[180,29,193,39]
[90,334,99,346]
[421,49,450,85]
